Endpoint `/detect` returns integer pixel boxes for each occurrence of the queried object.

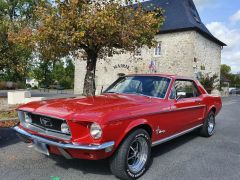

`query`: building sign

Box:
[113,64,130,70]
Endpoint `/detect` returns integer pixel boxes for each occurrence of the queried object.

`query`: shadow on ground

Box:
[0,128,20,148]
[48,131,199,176]
[0,127,199,177]
[50,154,112,176]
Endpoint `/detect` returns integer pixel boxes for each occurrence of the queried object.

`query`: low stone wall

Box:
[7,91,45,105]
[0,97,9,111]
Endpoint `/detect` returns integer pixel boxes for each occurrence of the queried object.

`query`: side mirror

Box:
[100,86,104,94]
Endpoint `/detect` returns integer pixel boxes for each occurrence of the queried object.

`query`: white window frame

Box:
[134,48,142,57]
[154,42,161,57]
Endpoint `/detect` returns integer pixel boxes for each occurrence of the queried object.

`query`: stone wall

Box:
[193,31,222,94]
[74,30,222,95]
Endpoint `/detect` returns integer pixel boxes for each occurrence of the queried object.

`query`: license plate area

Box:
[33,140,49,156]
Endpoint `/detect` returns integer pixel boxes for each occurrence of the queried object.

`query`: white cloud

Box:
[194,0,212,6]
[206,22,240,49]
[230,10,240,23]
[222,51,240,73]
[206,22,240,73]
[193,0,218,10]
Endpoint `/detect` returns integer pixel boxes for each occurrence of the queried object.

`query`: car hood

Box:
[18,94,161,124]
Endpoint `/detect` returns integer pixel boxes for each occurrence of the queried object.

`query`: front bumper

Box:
[13,126,115,159]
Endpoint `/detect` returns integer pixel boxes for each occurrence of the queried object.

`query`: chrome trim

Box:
[18,110,66,121]
[152,124,203,147]
[21,122,71,140]
[170,105,206,112]
[13,126,115,151]
[18,110,72,140]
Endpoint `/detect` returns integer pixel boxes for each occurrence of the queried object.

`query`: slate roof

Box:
[141,0,226,46]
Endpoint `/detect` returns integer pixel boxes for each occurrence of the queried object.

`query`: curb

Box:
[0,118,18,122]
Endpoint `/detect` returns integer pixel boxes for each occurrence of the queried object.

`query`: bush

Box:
[0,81,6,90]
[199,74,219,94]
[32,85,38,89]
[26,84,32,89]
[15,82,25,89]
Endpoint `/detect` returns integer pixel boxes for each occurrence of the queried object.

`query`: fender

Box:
[114,118,153,149]
[207,105,216,116]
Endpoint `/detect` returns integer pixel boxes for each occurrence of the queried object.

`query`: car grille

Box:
[29,113,70,135]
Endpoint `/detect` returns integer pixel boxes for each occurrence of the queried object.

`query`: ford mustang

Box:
[14,74,222,179]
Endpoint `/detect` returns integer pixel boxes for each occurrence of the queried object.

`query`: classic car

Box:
[14,74,222,179]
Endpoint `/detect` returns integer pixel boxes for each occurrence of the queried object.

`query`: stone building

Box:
[74,0,226,94]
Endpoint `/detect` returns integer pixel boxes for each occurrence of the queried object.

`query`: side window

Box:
[170,80,200,99]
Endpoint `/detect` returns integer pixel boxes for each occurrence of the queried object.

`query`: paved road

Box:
[0,97,240,180]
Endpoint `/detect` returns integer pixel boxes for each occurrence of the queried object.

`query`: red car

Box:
[14,74,222,179]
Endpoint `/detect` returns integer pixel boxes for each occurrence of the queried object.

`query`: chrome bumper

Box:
[13,126,115,151]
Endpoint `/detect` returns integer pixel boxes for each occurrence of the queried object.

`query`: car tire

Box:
[110,129,151,180]
[199,111,216,137]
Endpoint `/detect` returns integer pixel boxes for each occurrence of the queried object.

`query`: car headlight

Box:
[17,111,25,123]
[61,123,70,134]
[24,112,32,124]
[90,123,102,139]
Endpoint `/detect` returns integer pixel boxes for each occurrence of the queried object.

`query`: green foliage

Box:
[31,60,53,86]
[10,0,165,96]
[220,64,240,88]
[0,0,37,82]
[30,58,74,89]
[51,58,75,89]
[199,74,219,93]
[221,64,231,76]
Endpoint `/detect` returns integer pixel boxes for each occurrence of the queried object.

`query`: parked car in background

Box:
[14,74,222,180]
[229,88,240,95]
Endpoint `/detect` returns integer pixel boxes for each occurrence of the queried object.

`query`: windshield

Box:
[104,76,171,98]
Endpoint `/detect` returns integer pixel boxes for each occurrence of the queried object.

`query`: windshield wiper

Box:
[104,91,120,94]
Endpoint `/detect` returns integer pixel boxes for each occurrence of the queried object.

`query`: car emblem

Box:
[40,117,53,127]
[156,126,166,135]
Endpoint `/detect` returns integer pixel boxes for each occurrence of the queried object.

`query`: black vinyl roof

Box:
[141,0,226,46]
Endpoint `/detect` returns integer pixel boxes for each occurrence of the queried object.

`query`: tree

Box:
[51,58,75,89]
[0,0,37,82]
[221,64,231,77]
[31,59,53,86]
[10,0,165,96]
[30,57,75,89]
[220,64,240,88]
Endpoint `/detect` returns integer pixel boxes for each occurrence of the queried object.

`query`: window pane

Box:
[154,42,161,56]
[105,76,171,98]
[175,80,200,99]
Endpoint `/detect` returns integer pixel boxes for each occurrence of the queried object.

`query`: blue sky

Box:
[194,0,240,73]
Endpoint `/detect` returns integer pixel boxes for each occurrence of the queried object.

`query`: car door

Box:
[168,79,206,131]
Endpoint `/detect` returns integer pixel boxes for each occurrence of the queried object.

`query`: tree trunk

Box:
[83,52,97,96]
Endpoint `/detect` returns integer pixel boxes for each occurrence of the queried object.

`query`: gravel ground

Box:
[0,96,239,180]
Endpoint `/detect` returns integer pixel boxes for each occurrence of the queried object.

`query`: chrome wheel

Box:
[127,137,149,174]
[208,114,215,135]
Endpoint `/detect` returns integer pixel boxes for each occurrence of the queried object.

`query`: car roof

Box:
[127,74,195,81]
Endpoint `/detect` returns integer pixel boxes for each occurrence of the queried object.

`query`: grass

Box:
[0,110,18,119]
[0,120,19,128]
[0,109,19,128]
